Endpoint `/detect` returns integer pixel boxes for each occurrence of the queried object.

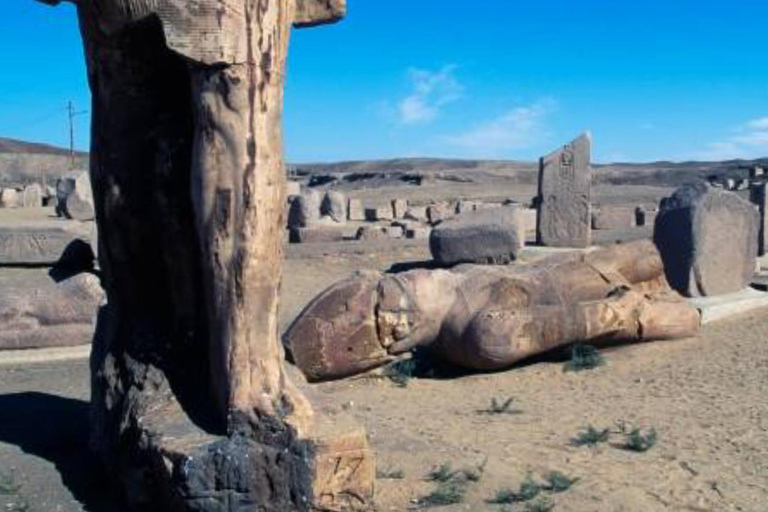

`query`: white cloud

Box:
[697,116,768,160]
[443,98,557,156]
[397,65,463,125]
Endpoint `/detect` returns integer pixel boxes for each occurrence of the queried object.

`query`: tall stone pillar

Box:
[536,133,592,248]
[33,0,374,510]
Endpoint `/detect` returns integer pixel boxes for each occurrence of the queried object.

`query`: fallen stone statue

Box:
[285,240,702,382]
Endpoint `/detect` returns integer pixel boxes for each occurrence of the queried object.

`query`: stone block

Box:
[286,180,301,197]
[0,273,104,350]
[321,190,347,223]
[391,199,408,219]
[750,183,768,256]
[289,226,347,244]
[21,184,44,208]
[56,171,95,221]
[430,207,524,266]
[536,133,592,248]
[404,206,427,222]
[348,198,365,221]
[387,225,404,239]
[592,205,636,231]
[0,220,96,265]
[288,190,322,228]
[355,226,388,240]
[0,188,19,208]
[406,227,431,240]
[365,205,393,222]
[655,184,759,297]
[635,205,659,227]
[427,203,452,225]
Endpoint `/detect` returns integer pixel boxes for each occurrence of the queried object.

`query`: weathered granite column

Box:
[33,0,374,510]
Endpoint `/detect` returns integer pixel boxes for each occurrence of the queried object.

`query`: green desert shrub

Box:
[570,425,611,447]
[563,344,605,372]
[542,471,579,493]
[622,427,658,453]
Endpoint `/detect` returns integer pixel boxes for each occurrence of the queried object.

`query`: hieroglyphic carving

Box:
[536,133,592,248]
[0,222,94,264]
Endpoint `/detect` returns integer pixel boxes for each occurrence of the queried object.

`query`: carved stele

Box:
[34,0,373,511]
[536,133,592,248]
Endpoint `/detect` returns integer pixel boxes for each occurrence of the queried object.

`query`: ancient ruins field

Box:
[2,236,768,511]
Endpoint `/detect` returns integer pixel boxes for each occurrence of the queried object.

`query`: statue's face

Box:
[285,271,442,382]
[284,273,393,382]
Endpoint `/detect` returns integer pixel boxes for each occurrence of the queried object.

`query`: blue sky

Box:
[1,1,768,163]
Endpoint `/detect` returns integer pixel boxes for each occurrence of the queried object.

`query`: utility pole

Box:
[67,101,88,169]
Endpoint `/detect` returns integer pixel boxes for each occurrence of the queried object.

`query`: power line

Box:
[67,100,88,168]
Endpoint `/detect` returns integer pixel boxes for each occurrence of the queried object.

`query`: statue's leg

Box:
[537,240,670,304]
[435,289,700,371]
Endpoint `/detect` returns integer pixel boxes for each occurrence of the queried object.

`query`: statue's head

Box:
[284,272,392,382]
[285,269,454,382]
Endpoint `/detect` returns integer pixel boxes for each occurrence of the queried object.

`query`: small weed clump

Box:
[542,471,579,493]
[426,463,456,483]
[524,496,556,512]
[420,480,467,508]
[376,468,405,480]
[622,427,658,453]
[383,359,418,388]
[490,470,578,510]
[480,397,521,415]
[488,474,542,504]
[563,344,605,372]
[419,459,487,508]
[571,425,611,447]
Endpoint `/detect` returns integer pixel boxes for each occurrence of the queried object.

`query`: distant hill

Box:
[0,137,87,186]
[1,135,765,190]
[0,137,86,157]
[293,157,768,189]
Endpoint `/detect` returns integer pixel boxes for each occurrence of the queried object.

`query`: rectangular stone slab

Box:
[689,288,768,324]
[537,133,592,248]
[0,220,95,265]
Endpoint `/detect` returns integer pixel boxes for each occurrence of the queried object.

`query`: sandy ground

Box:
[1,239,768,512]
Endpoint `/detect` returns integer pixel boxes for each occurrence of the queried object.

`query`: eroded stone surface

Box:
[0,220,96,265]
[289,191,323,229]
[321,191,347,223]
[430,207,524,266]
[655,183,759,297]
[536,133,592,248]
[0,272,103,350]
[21,184,44,208]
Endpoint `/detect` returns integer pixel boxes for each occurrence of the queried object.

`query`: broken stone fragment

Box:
[655,183,759,297]
[288,190,322,228]
[0,188,19,208]
[0,272,104,350]
[21,183,44,208]
[391,199,408,219]
[290,226,348,244]
[0,220,96,265]
[321,190,347,223]
[347,198,365,221]
[430,207,525,266]
[56,171,94,221]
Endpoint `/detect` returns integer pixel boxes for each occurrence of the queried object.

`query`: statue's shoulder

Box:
[87,0,345,65]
